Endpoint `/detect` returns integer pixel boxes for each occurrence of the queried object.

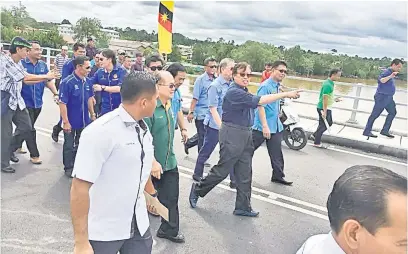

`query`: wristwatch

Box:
[101,85,106,91]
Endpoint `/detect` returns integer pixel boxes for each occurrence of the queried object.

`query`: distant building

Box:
[177,45,192,62]
[100,28,120,40]
[57,24,119,40]
[108,39,153,57]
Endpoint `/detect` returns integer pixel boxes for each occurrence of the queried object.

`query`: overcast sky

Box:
[2,1,407,58]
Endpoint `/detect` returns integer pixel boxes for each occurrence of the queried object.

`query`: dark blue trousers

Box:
[63,128,83,171]
[193,125,235,183]
[363,93,396,135]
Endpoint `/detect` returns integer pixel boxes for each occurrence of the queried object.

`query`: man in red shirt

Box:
[261,63,272,83]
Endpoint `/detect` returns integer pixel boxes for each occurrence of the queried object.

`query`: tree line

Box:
[2,4,406,81]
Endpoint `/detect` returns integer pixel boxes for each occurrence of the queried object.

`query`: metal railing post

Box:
[46,48,51,70]
[346,84,362,124]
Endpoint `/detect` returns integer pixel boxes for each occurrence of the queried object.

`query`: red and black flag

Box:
[158,1,174,54]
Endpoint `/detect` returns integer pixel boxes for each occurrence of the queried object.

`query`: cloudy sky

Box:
[2,1,407,58]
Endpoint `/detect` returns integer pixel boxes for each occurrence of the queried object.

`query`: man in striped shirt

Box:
[54,45,69,91]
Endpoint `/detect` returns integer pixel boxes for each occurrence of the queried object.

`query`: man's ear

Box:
[341,219,365,250]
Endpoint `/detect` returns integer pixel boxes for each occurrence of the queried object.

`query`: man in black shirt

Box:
[189,62,301,217]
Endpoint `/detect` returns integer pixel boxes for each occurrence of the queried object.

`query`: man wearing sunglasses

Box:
[189,62,301,217]
[59,56,95,177]
[70,72,159,254]
[144,71,185,243]
[146,55,164,74]
[185,57,217,155]
[252,60,293,186]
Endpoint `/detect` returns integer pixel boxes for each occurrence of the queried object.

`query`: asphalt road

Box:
[2,93,407,254]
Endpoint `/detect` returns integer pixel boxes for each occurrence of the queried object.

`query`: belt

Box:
[222,122,252,131]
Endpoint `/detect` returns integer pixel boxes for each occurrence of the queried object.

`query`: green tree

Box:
[168,45,182,62]
[73,17,102,42]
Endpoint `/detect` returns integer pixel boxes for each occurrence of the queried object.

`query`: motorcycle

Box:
[279,99,307,151]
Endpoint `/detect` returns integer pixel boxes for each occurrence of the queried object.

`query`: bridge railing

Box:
[3,44,406,137]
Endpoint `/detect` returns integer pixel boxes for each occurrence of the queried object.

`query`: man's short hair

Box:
[265,62,272,66]
[204,57,216,66]
[166,63,186,78]
[391,58,404,66]
[120,71,157,103]
[73,42,85,52]
[329,68,341,77]
[219,58,234,71]
[145,55,164,68]
[101,49,117,66]
[327,165,407,235]
[271,60,287,69]
[73,56,90,68]
[233,62,251,75]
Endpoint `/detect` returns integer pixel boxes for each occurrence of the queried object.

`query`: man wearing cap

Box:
[131,52,145,72]
[55,45,69,91]
[86,38,97,61]
[14,41,59,165]
[1,37,58,173]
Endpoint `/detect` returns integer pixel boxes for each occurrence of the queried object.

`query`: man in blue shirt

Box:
[252,61,294,186]
[59,56,95,177]
[363,59,403,138]
[15,41,59,164]
[189,62,301,217]
[166,63,189,143]
[185,57,217,155]
[192,58,236,188]
[52,42,86,142]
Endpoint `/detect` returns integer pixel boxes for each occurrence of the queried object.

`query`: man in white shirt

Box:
[70,71,159,254]
[296,165,407,254]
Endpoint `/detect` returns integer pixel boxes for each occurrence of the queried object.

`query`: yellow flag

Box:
[158,1,174,54]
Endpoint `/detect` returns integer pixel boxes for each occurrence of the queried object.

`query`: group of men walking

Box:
[1,35,405,254]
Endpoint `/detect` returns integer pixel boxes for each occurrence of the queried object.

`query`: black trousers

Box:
[195,122,254,212]
[1,106,34,168]
[15,107,42,157]
[63,128,83,170]
[313,109,333,145]
[152,167,180,237]
[55,79,61,91]
[252,130,285,180]
[184,119,206,153]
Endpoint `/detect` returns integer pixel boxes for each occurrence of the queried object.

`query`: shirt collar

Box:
[72,72,86,82]
[23,57,38,65]
[217,75,230,86]
[204,72,214,81]
[118,104,137,127]
[104,64,119,73]
[156,98,171,110]
[327,78,335,85]
[323,232,346,254]
[267,78,280,88]
[232,82,248,91]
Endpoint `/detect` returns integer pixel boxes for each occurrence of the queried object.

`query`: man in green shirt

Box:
[312,69,342,147]
[144,70,185,243]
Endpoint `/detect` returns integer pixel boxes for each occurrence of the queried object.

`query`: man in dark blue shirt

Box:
[189,62,301,217]
[363,59,403,138]
[16,41,59,164]
[52,42,86,142]
[59,56,95,177]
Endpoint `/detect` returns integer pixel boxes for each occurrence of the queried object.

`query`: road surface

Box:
[2,93,406,254]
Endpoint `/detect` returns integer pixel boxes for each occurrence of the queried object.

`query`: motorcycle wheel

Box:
[283,127,307,151]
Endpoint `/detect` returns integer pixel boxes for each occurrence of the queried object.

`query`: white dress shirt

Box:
[72,105,154,241]
[296,232,346,254]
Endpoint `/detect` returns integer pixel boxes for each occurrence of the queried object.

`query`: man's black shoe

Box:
[1,166,15,173]
[192,175,201,182]
[157,229,185,243]
[184,143,189,155]
[204,162,211,167]
[363,132,377,138]
[229,181,236,189]
[52,125,62,142]
[189,183,199,208]
[10,153,19,163]
[271,178,293,186]
[65,168,73,178]
[233,209,259,217]
[380,132,395,138]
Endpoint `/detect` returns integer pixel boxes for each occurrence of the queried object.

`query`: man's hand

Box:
[63,121,72,133]
[53,94,59,105]
[46,69,61,80]
[93,84,102,92]
[187,112,194,123]
[151,160,162,180]
[73,241,94,254]
[390,72,399,78]
[262,125,271,139]
[285,90,302,99]
[91,114,96,121]
[180,129,188,144]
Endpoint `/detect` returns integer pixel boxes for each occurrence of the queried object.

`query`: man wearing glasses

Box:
[189,62,301,217]
[192,58,236,188]
[185,57,217,155]
[252,61,294,186]
[70,72,159,254]
[145,55,164,74]
[58,56,95,177]
[144,71,185,243]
